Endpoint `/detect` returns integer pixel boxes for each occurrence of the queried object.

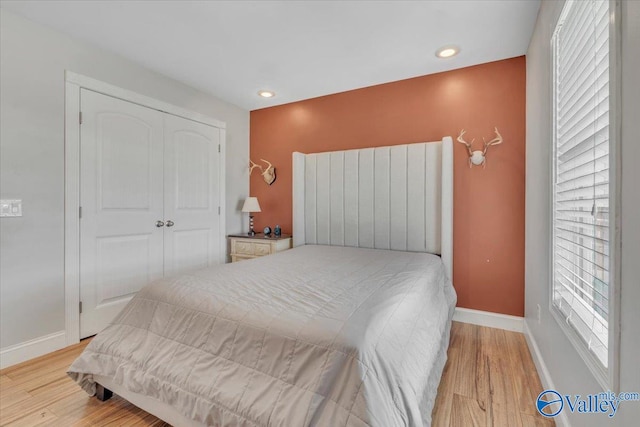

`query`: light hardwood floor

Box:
[432,322,554,427]
[0,322,553,426]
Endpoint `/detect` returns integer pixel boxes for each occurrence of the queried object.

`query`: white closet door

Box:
[163,114,222,276]
[79,89,164,338]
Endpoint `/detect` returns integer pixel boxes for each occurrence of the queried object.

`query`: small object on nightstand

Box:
[274,225,281,236]
[263,226,272,236]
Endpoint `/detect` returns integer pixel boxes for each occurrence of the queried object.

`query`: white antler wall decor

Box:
[249,159,277,185]
[456,127,503,168]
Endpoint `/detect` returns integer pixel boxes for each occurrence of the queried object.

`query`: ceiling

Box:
[1,0,540,111]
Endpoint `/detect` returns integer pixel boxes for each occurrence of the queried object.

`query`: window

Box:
[551,0,617,387]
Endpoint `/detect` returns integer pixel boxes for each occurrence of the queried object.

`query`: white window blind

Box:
[552,0,610,370]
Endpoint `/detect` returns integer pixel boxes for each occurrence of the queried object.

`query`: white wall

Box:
[0,9,249,351]
[525,1,640,425]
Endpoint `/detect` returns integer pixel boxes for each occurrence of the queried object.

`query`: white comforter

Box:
[69,245,456,426]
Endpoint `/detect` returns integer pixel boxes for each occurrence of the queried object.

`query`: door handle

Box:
[166,220,175,228]
[156,220,165,227]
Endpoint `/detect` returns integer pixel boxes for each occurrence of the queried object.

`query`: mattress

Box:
[68,245,457,426]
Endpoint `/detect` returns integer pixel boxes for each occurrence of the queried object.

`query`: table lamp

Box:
[241,197,261,236]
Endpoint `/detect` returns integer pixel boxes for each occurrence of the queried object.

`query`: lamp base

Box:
[248,215,256,236]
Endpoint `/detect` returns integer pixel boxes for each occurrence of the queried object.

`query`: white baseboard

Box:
[523,320,571,427]
[0,330,67,369]
[453,307,524,332]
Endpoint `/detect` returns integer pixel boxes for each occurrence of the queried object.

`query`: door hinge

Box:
[79,112,83,125]
[218,144,221,153]
[79,206,82,219]
[79,301,83,314]
[218,206,221,215]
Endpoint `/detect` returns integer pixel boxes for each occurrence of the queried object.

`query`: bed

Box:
[68,137,456,427]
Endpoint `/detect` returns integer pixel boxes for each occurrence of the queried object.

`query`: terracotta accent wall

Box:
[250,56,525,316]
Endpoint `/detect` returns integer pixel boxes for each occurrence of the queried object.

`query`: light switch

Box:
[0,200,22,217]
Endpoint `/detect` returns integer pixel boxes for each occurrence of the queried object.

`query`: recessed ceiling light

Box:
[436,46,460,59]
[258,90,275,98]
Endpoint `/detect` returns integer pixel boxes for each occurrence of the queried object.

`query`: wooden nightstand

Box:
[228,233,292,262]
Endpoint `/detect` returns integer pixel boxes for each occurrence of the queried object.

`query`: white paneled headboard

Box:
[292,137,453,279]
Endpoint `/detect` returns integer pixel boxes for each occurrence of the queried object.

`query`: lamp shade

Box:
[241,197,261,213]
